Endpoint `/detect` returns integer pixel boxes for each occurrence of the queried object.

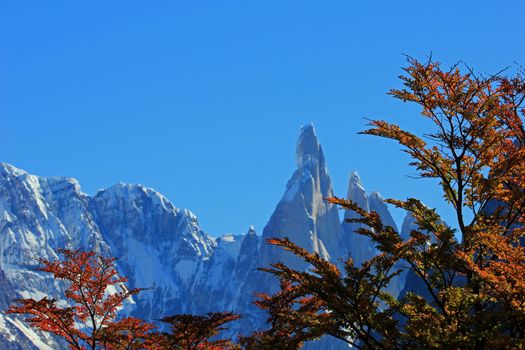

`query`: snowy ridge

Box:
[90,182,216,320]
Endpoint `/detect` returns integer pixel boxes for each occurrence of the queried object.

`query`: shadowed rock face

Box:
[342,171,373,266]
[398,211,432,300]
[342,173,408,298]
[398,209,455,300]
[342,173,399,266]
[0,268,14,311]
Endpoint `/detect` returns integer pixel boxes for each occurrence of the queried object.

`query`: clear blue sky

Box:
[1,0,524,236]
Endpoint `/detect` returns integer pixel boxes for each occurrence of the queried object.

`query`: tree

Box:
[6,249,244,350]
[239,279,335,350]
[97,317,158,350]
[262,57,525,349]
[155,312,240,350]
[7,249,156,350]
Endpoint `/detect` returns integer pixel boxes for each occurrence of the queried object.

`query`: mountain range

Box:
[0,124,415,349]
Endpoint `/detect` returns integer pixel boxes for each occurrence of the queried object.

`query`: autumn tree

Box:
[6,249,246,350]
[155,311,240,350]
[98,317,158,350]
[239,279,335,350]
[262,57,525,349]
[7,249,156,350]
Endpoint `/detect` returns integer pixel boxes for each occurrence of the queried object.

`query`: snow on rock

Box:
[7,317,55,350]
[91,183,216,320]
[174,259,198,282]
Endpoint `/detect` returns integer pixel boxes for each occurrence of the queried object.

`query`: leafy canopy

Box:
[7,249,155,350]
[261,57,525,349]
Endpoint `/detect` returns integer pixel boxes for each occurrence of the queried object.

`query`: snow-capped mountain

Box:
[260,123,346,271]
[0,125,405,349]
[90,183,216,320]
[0,163,109,349]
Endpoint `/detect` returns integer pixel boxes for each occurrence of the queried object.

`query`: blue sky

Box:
[1,0,524,236]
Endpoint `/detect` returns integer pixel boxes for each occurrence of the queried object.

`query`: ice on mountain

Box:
[174,259,198,282]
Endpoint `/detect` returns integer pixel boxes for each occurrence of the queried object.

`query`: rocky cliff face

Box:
[260,124,346,271]
[342,171,375,266]
[342,172,400,264]
[0,125,404,349]
[398,210,450,300]
[90,183,215,320]
[342,173,408,299]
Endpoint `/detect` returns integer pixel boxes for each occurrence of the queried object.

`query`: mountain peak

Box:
[101,182,153,198]
[349,171,364,192]
[369,191,383,200]
[0,162,27,177]
[295,123,325,169]
[95,182,177,214]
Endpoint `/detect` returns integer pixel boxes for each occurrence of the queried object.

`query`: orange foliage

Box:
[262,57,525,349]
[156,312,240,350]
[7,249,155,350]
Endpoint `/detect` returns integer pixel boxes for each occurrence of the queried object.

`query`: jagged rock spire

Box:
[349,170,364,191]
[295,123,326,170]
[369,191,398,231]
[344,171,369,220]
[342,171,373,266]
[261,124,344,270]
[342,172,399,264]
